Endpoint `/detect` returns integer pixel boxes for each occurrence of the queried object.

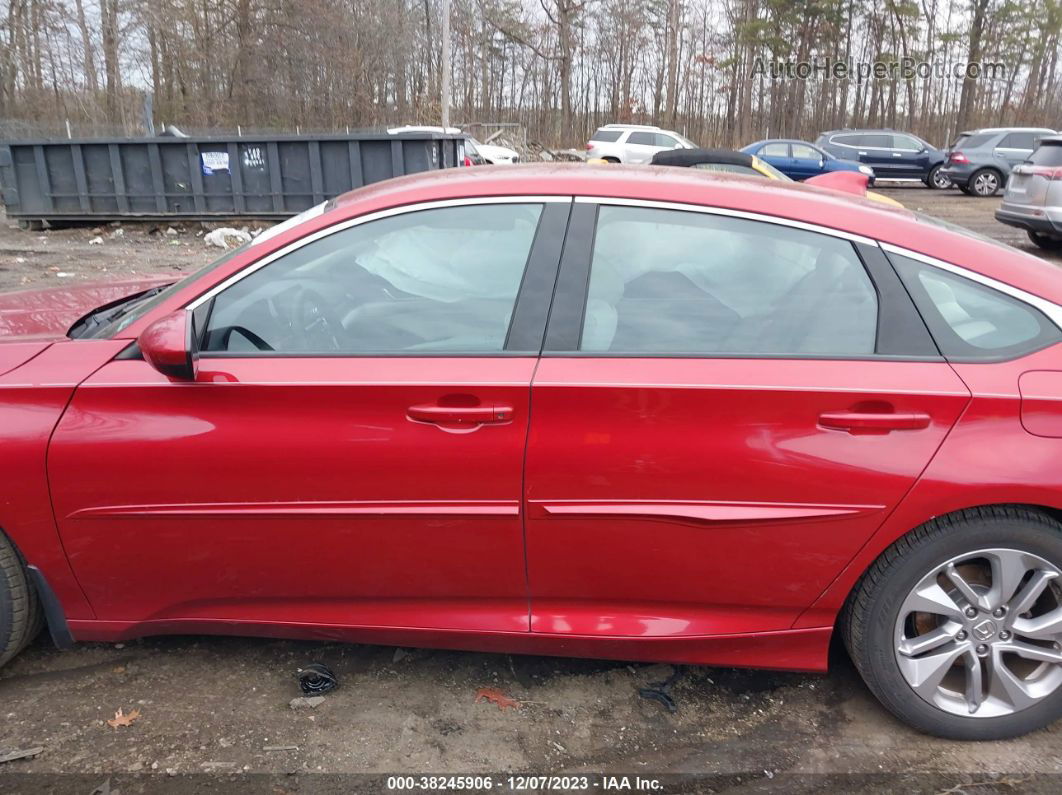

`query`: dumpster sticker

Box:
[201,151,230,175]
[242,146,265,169]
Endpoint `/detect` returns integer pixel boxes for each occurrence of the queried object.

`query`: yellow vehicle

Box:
[590,148,903,208]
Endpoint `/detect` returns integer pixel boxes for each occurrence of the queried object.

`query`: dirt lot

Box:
[2,184,1062,794]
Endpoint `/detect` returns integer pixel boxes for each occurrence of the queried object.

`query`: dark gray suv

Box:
[816,129,949,188]
[941,127,1055,197]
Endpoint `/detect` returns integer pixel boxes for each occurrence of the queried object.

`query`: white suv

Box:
[586,124,697,163]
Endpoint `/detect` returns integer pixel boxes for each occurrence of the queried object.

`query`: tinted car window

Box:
[627,132,657,145]
[203,204,543,354]
[952,133,995,149]
[689,163,761,176]
[862,134,893,148]
[1029,143,1062,166]
[760,142,789,157]
[791,143,820,159]
[891,253,1061,360]
[999,132,1041,150]
[832,134,862,147]
[580,206,878,355]
[591,129,623,142]
[891,135,923,151]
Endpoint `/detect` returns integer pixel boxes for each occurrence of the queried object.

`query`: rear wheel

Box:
[0,531,42,669]
[969,168,1002,197]
[844,507,1062,739]
[1028,230,1062,251]
[926,165,952,190]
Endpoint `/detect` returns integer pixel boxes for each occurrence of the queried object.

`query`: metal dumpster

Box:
[0,131,465,225]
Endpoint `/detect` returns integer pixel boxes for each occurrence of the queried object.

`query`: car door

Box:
[624,131,663,163]
[524,200,970,638]
[789,143,825,180]
[891,134,931,178]
[756,142,793,177]
[995,132,1042,175]
[47,198,570,632]
[860,133,904,178]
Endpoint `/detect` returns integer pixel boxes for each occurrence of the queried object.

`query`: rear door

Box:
[49,198,570,632]
[524,200,969,638]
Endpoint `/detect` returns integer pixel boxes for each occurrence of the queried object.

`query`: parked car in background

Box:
[466,136,520,165]
[941,128,1055,197]
[816,129,950,188]
[649,147,902,207]
[462,139,487,166]
[586,124,697,163]
[4,165,1062,740]
[741,139,875,183]
[996,135,1062,249]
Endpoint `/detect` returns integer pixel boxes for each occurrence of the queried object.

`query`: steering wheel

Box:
[292,286,346,351]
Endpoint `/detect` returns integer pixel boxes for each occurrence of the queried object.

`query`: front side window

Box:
[891,135,923,151]
[579,206,878,356]
[791,143,820,159]
[890,253,1061,360]
[201,203,543,354]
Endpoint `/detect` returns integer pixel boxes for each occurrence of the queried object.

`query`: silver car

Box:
[996,135,1062,249]
[586,124,696,164]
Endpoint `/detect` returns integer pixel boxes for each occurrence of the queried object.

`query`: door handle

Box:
[818,410,931,433]
[892,152,903,157]
[407,403,513,425]
[858,151,867,155]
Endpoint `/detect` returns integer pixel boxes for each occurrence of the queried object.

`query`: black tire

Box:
[0,531,42,669]
[958,184,974,196]
[926,165,952,190]
[843,506,1062,740]
[969,168,1002,197]
[1028,230,1062,251]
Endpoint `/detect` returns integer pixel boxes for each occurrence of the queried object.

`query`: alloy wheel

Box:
[932,168,952,189]
[894,548,1062,718]
[972,171,999,196]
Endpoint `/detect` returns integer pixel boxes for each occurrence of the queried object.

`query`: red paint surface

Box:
[1,164,1061,673]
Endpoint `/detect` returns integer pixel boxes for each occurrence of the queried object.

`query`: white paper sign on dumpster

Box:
[201,151,230,175]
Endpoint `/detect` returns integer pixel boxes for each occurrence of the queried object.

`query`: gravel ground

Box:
[1,183,1061,794]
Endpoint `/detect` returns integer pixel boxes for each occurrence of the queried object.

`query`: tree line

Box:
[1,0,1060,149]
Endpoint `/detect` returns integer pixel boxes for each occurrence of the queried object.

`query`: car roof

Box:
[331,164,1062,305]
[598,123,661,131]
[960,127,1055,134]
[747,139,819,146]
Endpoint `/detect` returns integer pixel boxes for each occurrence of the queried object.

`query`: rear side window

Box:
[1029,143,1062,166]
[862,134,892,148]
[579,205,878,356]
[953,133,995,149]
[891,253,1061,360]
[999,132,1041,150]
[591,129,622,143]
[760,142,789,157]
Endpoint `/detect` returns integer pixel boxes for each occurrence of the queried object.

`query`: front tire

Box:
[843,507,1062,739]
[0,531,42,669]
[926,165,952,190]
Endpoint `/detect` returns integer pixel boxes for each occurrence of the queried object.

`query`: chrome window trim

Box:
[573,195,878,245]
[880,242,1062,330]
[185,195,570,310]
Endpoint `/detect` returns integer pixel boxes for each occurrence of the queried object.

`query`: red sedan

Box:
[2,165,1062,740]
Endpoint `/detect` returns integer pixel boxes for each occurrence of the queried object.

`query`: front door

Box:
[525,201,970,638]
[48,199,569,632]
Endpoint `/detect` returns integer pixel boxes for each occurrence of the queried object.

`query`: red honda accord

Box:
[2,164,1062,740]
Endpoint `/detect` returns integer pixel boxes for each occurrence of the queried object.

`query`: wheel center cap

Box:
[972,618,997,641]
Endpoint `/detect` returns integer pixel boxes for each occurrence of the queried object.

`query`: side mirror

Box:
[138,310,197,380]
[818,158,825,168]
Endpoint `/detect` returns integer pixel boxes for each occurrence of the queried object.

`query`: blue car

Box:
[740,139,875,183]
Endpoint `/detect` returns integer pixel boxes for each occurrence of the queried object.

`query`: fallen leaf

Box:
[474,687,520,710]
[106,708,141,729]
